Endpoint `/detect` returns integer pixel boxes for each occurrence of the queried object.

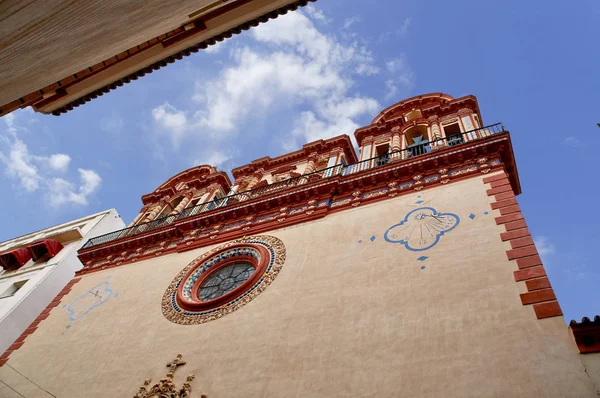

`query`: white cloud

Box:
[2,114,17,135]
[534,236,556,257]
[150,8,413,163]
[399,17,411,35]
[152,103,189,144]
[78,169,102,196]
[0,138,40,191]
[0,110,101,206]
[385,79,399,103]
[343,16,360,29]
[384,54,415,101]
[48,154,71,172]
[194,151,233,169]
[46,169,102,206]
[195,11,380,146]
[304,5,330,23]
[204,40,225,54]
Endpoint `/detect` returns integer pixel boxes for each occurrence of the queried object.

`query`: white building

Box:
[0,209,124,353]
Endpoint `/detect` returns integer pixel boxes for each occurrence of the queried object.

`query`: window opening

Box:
[0,280,28,299]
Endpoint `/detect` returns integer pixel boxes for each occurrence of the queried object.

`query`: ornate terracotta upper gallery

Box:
[77,93,519,273]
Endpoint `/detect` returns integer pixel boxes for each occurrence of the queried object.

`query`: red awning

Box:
[28,239,64,262]
[0,248,32,271]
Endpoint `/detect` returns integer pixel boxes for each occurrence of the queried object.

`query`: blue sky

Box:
[0,0,598,322]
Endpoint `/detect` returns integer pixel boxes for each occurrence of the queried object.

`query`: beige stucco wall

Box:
[0,174,596,397]
[581,353,600,393]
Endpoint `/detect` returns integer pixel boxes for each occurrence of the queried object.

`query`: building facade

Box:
[0,93,598,397]
[0,209,124,355]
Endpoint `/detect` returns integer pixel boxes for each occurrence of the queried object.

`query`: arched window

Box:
[404,125,430,156]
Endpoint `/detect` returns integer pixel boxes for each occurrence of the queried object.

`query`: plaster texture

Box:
[0,176,595,397]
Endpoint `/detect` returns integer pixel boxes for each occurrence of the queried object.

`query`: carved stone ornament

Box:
[133,354,203,398]
[162,235,286,325]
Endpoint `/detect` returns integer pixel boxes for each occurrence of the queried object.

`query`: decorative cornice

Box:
[77,133,518,275]
[271,164,297,176]
[231,134,356,179]
[141,172,231,206]
[570,316,600,354]
[355,95,481,145]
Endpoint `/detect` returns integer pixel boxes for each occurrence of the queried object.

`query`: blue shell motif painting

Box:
[384,207,460,251]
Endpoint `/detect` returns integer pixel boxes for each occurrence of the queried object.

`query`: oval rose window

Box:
[162,235,285,325]
[198,262,255,301]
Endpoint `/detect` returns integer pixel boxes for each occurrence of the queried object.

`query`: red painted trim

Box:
[495,212,524,225]
[494,191,516,201]
[176,244,270,312]
[504,220,527,231]
[488,179,511,188]
[520,289,556,305]
[491,198,518,210]
[500,228,530,241]
[499,204,521,215]
[533,301,563,319]
[510,236,534,249]
[487,184,514,196]
[0,277,81,367]
[483,178,562,320]
[516,255,543,269]
[506,245,537,260]
[525,277,551,291]
[79,136,514,269]
[482,172,508,183]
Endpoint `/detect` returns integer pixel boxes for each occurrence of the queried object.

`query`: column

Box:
[304,154,318,175]
[391,126,401,162]
[170,194,192,215]
[127,211,145,227]
[246,169,264,190]
[144,201,166,222]
[429,117,441,149]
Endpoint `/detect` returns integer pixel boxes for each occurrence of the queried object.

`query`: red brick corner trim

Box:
[0,277,82,366]
[483,172,562,320]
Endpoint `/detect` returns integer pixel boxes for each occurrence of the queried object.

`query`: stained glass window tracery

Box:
[198,262,255,301]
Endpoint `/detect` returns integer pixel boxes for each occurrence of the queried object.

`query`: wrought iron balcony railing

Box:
[81,123,504,249]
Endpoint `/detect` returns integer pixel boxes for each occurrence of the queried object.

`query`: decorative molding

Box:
[569,316,600,354]
[162,235,285,325]
[133,354,200,398]
[78,153,508,276]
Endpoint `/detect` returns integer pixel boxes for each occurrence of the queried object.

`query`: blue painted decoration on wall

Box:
[384,207,460,251]
[67,281,113,321]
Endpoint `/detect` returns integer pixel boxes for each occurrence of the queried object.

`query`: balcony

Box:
[81,123,505,249]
